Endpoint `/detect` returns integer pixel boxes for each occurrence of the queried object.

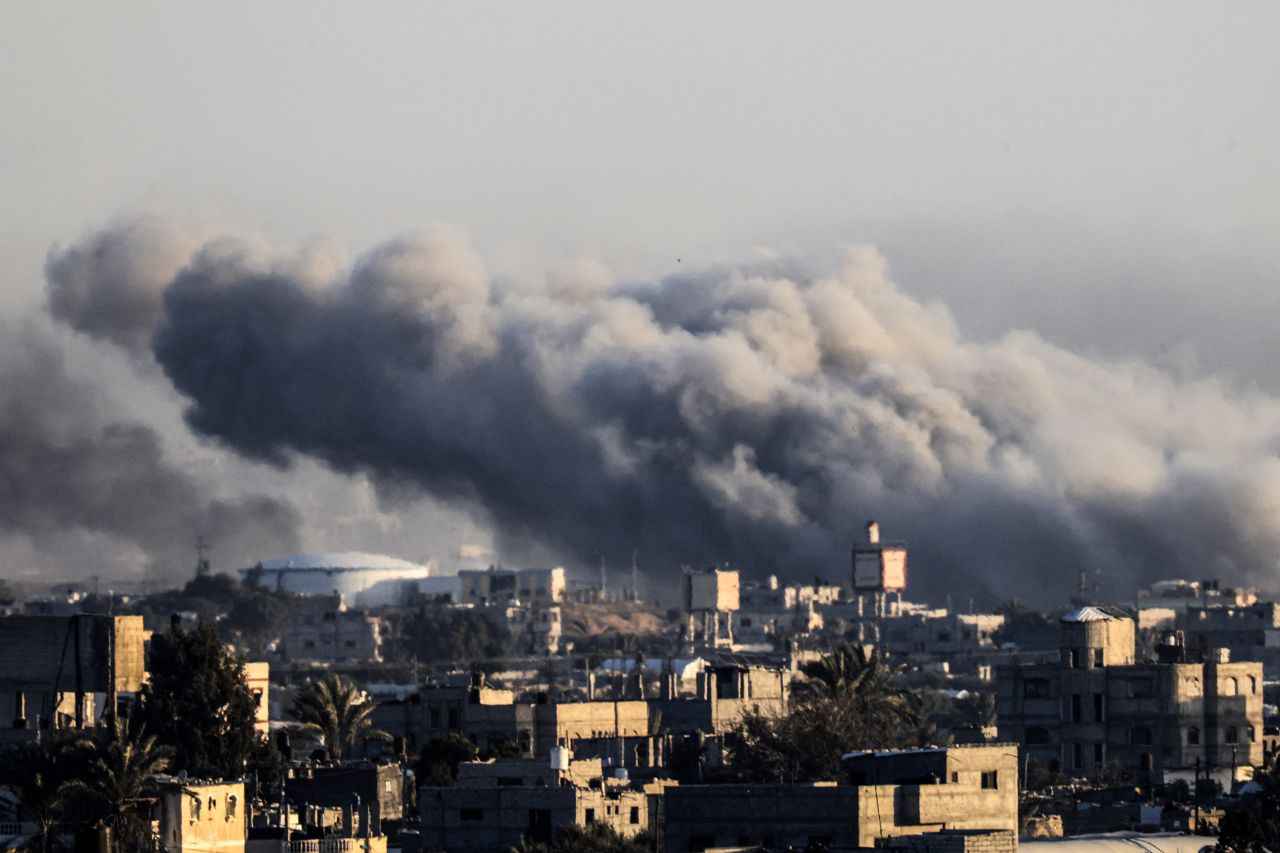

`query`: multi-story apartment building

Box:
[283,594,382,662]
[996,605,1262,785]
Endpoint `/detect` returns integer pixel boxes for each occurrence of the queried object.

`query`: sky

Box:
[2,3,1278,601]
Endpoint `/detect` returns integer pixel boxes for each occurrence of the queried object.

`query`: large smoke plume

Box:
[44,218,1280,603]
[0,317,301,577]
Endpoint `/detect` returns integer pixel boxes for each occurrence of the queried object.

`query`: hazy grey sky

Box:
[2,3,1279,592]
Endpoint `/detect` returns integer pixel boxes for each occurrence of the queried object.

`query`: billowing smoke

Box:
[44,221,1280,603]
[0,319,301,576]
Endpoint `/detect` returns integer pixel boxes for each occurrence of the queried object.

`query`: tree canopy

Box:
[289,674,387,762]
[136,622,259,778]
[729,644,922,783]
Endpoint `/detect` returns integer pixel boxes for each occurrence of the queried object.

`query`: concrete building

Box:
[283,594,382,662]
[420,754,670,852]
[155,778,246,853]
[244,661,270,735]
[996,606,1263,785]
[286,762,405,826]
[457,567,566,607]
[0,614,145,742]
[374,656,789,758]
[662,743,1017,852]
[482,602,562,656]
[881,610,1006,657]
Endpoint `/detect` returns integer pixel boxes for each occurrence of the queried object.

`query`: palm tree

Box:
[0,737,78,853]
[289,675,389,762]
[798,644,921,748]
[77,715,173,853]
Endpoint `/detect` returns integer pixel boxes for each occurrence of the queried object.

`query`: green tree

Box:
[289,674,388,762]
[0,736,81,853]
[731,645,922,783]
[136,622,258,778]
[415,733,479,786]
[76,716,172,853]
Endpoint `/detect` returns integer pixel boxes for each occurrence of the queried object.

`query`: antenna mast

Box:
[195,535,211,578]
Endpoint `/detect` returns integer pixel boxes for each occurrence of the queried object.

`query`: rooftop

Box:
[252,552,430,573]
[1061,605,1130,623]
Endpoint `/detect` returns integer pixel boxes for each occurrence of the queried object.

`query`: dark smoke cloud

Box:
[46,221,1280,604]
[0,319,301,576]
[45,216,203,359]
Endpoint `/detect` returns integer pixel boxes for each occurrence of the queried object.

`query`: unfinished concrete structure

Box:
[996,605,1263,784]
[155,778,246,853]
[662,743,1017,852]
[457,566,566,607]
[283,594,382,662]
[374,657,788,762]
[420,754,671,852]
[0,614,145,742]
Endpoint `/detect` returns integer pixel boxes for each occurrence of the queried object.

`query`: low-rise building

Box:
[283,595,382,662]
[457,567,566,607]
[996,606,1263,785]
[662,743,1017,852]
[374,656,789,758]
[155,778,246,853]
[420,753,670,852]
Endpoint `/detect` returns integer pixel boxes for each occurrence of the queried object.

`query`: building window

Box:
[1249,726,1257,742]
[226,796,237,819]
[1069,649,1081,668]
[1093,693,1104,722]
[1093,743,1104,765]
[1225,727,1239,744]
[584,808,595,825]
[1024,679,1050,699]
[1026,727,1050,745]
[1250,676,1259,695]
[1071,694,1082,722]
[1225,677,1239,696]
[1131,726,1153,746]
[1072,743,1083,770]
[1128,678,1153,698]
[1092,649,1104,667]
[981,771,998,789]
[1187,727,1200,746]
[304,640,316,649]
[429,708,440,728]
[1139,753,1153,772]
[461,808,484,822]
[448,707,459,728]
[630,806,640,824]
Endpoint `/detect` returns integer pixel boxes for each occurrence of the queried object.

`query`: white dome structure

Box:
[242,551,454,607]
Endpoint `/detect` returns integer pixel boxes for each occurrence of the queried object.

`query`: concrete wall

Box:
[158,781,246,853]
[0,614,145,692]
